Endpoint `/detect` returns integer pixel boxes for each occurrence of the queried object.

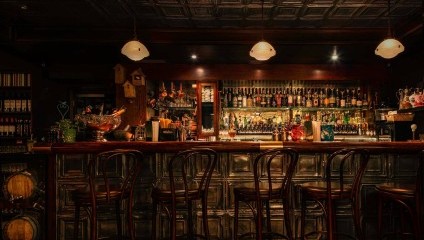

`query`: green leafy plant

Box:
[57,119,76,130]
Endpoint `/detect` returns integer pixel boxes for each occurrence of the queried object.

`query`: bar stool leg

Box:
[74,204,80,240]
[126,197,135,240]
[234,197,240,240]
[283,198,293,240]
[91,207,97,240]
[115,200,122,239]
[201,194,210,239]
[256,200,263,240]
[377,194,383,240]
[151,201,157,240]
[352,199,364,240]
[300,193,306,240]
[265,201,271,234]
[325,200,335,240]
[187,200,194,239]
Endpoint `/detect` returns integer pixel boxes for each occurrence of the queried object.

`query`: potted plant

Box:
[57,119,77,143]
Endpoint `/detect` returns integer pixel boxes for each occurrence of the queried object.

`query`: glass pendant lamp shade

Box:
[375,0,404,59]
[250,41,276,61]
[375,38,404,59]
[121,40,150,61]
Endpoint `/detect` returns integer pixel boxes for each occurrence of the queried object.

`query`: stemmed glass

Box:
[228,126,237,141]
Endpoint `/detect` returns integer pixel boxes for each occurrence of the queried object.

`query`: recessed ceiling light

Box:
[20,4,28,10]
[191,54,197,60]
[330,46,339,61]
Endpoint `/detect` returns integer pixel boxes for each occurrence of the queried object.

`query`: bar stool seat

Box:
[301,181,353,198]
[234,182,283,197]
[375,183,415,195]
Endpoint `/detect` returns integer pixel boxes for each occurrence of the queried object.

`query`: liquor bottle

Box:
[329,88,336,107]
[232,88,238,108]
[271,88,277,107]
[319,89,325,107]
[306,89,312,107]
[351,88,357,107]
[340,89,346,108]
[260,88,267,107]
[296,88,302,107]
[362,93,368,108]
[276,88,282,107]
[346,89,352,107]
[356,88,363,107]
[301,89,306,107]
[223,88,228,107]
[335,88,341,107]
[287,88,293,107]
[282,88,288,107]
[237,88,243,108]
[242,88,247,107]
[323,88,329,107]
[255,88,261,107]
[266,88,271,107]
[246,88,253,107]
[227,88,233,107]
[313,89,319,107]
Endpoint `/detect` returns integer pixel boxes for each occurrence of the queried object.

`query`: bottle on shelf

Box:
[356,87,363,108]
[242,88,247,107]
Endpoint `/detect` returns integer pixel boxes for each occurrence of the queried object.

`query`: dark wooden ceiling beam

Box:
[10,27,390,45]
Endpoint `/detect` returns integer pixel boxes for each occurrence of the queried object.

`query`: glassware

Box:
[75,114,121,142]
[228,128,237,141]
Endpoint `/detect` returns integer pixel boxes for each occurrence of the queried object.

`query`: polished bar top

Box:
[33,140,424,154]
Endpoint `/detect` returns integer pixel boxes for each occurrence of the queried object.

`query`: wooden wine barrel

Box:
[3,172,36,201]
[3,215,40,240]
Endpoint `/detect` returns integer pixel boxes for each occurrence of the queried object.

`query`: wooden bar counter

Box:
[34,141,424,239]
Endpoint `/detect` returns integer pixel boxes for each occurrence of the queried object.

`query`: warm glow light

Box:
[191,54,197,60]
[375,38,405,59]
[331,54,338,61]
[250,41,276,61]
[121,40,150,61]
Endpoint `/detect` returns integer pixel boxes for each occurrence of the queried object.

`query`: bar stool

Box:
[151,148,218,240]
[299,148,369,240]
[375,150,423,240]
[233,148,299,240]
[72,149,143,240]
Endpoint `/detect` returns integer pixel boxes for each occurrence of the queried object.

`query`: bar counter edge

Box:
[33,140,424,154]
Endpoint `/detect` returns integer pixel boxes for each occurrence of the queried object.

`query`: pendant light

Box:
[375,0,404,59]
[250,0,276,61]
[121,17,150,61]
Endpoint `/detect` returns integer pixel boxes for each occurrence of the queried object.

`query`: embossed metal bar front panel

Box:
[54,151,419,239]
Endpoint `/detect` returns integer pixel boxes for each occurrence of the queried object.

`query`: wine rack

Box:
[0,72,32,153]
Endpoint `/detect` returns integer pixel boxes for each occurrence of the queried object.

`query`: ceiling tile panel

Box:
[301,6,332,19]
[218,6,246,18]
[356,7,386,17]
[329,7,358,18]
[192,19,222,27]
[159,6,187,17]
[273,7,301,19]
[189,6,216,17]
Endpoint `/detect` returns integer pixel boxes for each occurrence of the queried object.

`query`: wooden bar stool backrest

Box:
[88,149,143,207]
[325,148,370,201]
[253,148,299,201]
[168,148,218,209]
